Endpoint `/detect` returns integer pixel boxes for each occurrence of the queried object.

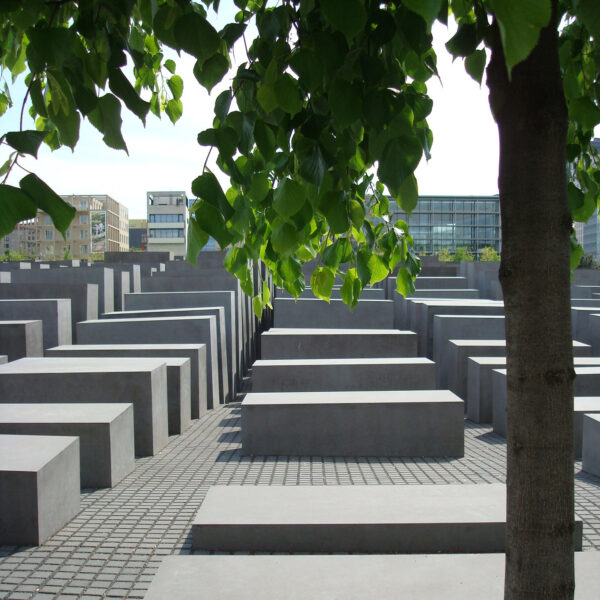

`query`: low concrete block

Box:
[414,276,468,290]
[0,357,168,457]
[583,414,600,477]
[0,434,80,545]
[76,316,219,411]
[191,484,582,553]
[47,344,206,423]
[0,298,71,349]
[0,320,43,360]
[144,553,598,600]
[242,390,464,457]
[0,404,134,488]
[102,307,230,404]
[273,298,394,329]
[260,328,418,359]
[0,355,6,364]
[251,358,436,392]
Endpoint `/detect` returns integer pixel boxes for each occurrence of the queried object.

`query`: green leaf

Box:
[340,267,361,309]
[108,69,150,123]
[273,178,306,218]
[186,215,210,264]
[165,98,183,124]
[322,239,345,269]
[464,49,487,84]
[310,266,335,301]
[263,279,272,308]
[396,267,416,297]
[19,174,75,237]
[256,84,279,114]
[395,173,419,215]
[194,54,230,93]
[289,49,324,91]
[88,94,127,152]
[445,23,478,57]
[273,75,303,116]
[378,136,423,196]
[356,246,372,286]
[574,0,600,39]
[271,220,299,254]
[569,182,596,222]
[368,253,389,285]
[403,0,443,26]
[29,79,47,118]
[249,172,270,204]
[174,13,220,62]
[253,294,264,318]
[0,184,38,238]
[214,90,233,124]
[329,79,363,129]
[320,191,350,234]
[321,0,367,42]
[4,130,47,158]
[167,75,184,100]
[348,199,365,228]
[570,232,584,272]
[164,59,177,74]
[254,120,276,160]
[488,0,551,76]
[192,172,234,221]
[568,97,600,131]
[298,143,327,186]
[193,200,233,248]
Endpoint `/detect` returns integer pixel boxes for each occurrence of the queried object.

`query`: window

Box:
[79,200,88,209]
[45,230,53,240]
[148,228,184,238]
[80,215,88,224]
[149,213,184,223]
[44,215,52,225]
[80,230,87,239]
[66,230,70,239]
[81,245,88,254]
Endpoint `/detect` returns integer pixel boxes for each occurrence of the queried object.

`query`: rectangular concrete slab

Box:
[251,358,436,392]
[0,320,43,360]
[0,298,71,349]
[242,390,464,457]
[191,484,582,553]
[583,414,600,477]
[273,298,394,329]
[76,316,219,411]
[0,357,168,457]
[144,553,600,600]
[0,403,134,488]
[260,328,418,359]
[46,344,206,422]
[414,276,468,289]
[0,434,80,545]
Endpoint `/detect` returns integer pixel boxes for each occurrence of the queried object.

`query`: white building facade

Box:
[146,191,188,257]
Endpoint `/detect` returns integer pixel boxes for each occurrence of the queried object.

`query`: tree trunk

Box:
[486,5,575,600]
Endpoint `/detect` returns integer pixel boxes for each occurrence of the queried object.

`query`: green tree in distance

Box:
[480,245,500,261]
[1,1,599,598]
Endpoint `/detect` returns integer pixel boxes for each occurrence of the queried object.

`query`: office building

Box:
[147,191,188,257]
[129,219,148,250]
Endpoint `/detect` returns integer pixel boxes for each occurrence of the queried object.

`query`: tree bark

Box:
[486,5,576,599]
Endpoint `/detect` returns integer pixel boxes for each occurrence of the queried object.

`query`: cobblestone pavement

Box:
[1,398,599,599]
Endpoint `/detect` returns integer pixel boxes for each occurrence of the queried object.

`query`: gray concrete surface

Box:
[0,320,43,360]
[47,344,208,421]
[0,357,168,457]
[0,299,71,349]
[242,390,464,457]
[0,434,80,546]
[260,328,418,359]
[76,316,219,411]
[583,414,600,478]
[251,358,436,392]
[0,404,134,488]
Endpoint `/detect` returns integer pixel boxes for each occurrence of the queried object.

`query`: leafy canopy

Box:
[0,0,598,316]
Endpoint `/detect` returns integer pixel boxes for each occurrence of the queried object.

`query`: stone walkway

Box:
[1,395,599,599]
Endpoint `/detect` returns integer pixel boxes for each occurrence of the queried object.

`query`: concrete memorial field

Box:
[0,255,599,600]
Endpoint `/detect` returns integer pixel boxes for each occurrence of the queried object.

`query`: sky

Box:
[2,14,505,220]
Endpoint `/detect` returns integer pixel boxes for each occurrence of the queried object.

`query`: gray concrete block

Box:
[0,320,43,360]
[0,282,98,333]
[102,307,230,404]
[0,434,80,545]
[47,344,206,423]
[583,414,600,477]
[0,357,168,457]
[251,358,436,392]
[165,358,191,434]
[242,390,464,457]
[76,316,219,411]
[260,328,418,359]
[0,298,71,349]
[586,313,600,354]
[144,552,598,600]
[414,276,468,290]
[191,484,581,553]
[0,403,134,488]
[0,355,6,364]
[124,291,239,393]
[273,298,394,329]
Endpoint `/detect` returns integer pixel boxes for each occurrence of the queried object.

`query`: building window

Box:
[79,200,88,209]
[44,215,52,225]
[148,228,184,238]
[45,230,53,240]
[80,215,88,224]
[66,230,70,239]
[81,245,88,254]
[148,214,184,223]
[80,229,87,239]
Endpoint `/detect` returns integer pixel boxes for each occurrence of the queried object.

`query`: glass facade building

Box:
[389,195,501,255]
